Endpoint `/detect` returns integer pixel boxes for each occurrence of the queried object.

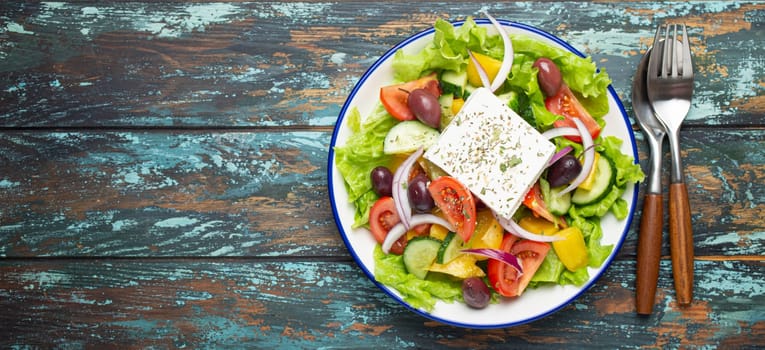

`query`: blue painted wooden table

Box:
[1,1,763,348]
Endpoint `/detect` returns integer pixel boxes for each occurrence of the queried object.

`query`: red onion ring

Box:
[557,118,594,196]
[392,147,423,230]
[547,145,574,166]
[494,212,563,242]
[468,50,492,89]
[462,248,523,275]
[484,12,514,92]
[382,214,455,254]
[542,127,579,140]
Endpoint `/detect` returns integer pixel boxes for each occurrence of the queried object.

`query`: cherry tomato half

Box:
[368,196,407,255]
[488,235,551,297]
[369,196,399,244]
[428,176,477,243]
[546,84,601,143]
[380,73,441,121]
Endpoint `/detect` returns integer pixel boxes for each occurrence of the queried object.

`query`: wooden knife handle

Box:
[636,193,663,315]
[669,182,694,306]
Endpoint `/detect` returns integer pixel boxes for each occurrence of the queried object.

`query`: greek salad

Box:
[333,16,644,311]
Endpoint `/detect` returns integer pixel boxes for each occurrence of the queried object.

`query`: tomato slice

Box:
[488,235,551,297]
[427,176,477,243]
[546,84,601,142]
[487,234,520,296]
[369,196,400,244]
[522,181,557,223]
[380,73,441,121]
[369,196,408,255]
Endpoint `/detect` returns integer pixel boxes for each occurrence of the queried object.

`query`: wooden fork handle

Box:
[669,182,694,306]
[636,193,663,315]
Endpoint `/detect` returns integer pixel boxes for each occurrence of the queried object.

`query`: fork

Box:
[646,24,694,306]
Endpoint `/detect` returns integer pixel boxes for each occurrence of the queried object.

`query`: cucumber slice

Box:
[463,83,478,99]
[437,231,465,264]
[438,94,456,130]
[403,237,442,279]
[383,120,440,155]
[496,90,521,112]
[440,70,468,98]
[547,185,572,215]
[571,154,616,205]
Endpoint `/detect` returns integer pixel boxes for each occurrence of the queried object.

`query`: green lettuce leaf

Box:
[333,105,397,227]
[373,245,463,311]
[530,249,566,284]
[600,136,645,187]
[561,266,590,286]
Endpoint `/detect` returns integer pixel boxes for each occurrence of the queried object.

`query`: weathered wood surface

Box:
[1,1,763,127]
[1,1,763,348]
[1,260,763,348]
[0,129,762,258]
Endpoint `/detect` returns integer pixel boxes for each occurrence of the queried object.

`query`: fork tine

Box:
[648,24,662,78]
[671,24,680,77]
[681,24,693,78]
[662,25,672,78]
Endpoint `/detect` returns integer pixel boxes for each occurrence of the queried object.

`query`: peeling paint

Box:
[154,217,199,229]
[17,271,71,289]
[4,22,34,35]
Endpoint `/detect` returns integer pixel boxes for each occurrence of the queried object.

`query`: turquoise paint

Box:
[330,52,346,66]
[17,271,71,289]
[209,245,235,256]
[154,217,199,228]
[69,292,113,306]
[127,3,241,38]
[260,246,311,257]
[122,171,140,184]
[182,220,225,239]
[111,219,137,231]
[266,3,333,20]
[4,82,26,93]
[110,319,161,334]
[0,179,20,189]
[715,261,765,298]
[165,268,195,282]
[176,290,213,301]
[701,232,740,247]
[4,22,34,35]
[228,67,266,83]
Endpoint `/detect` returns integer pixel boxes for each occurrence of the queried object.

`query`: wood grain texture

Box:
[0,129,761,258]
[1,1,763,127]
[1,0,764,346]
[636,193,663,315]
[1,259,763,349]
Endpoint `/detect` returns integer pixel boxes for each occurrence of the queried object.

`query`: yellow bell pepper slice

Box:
[578,152,601,191]
[429,223,450,241]
[465,209,504,259]
[518,215,559,236]
[467,52,502,87]
[428,254,486,279]
[451,97,465,115]
[551,227,589,272]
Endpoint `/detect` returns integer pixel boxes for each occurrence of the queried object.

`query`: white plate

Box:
[328,19,639,328]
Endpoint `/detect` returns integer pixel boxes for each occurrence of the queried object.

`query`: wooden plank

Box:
[1,129,763,257]
[0,259,762,348]
[0,130,343,257]
[1,1,762,127]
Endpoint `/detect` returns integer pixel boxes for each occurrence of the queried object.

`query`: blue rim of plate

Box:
[328,18,639,329]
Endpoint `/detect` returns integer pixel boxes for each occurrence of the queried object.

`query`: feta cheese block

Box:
[423,87,556,219]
